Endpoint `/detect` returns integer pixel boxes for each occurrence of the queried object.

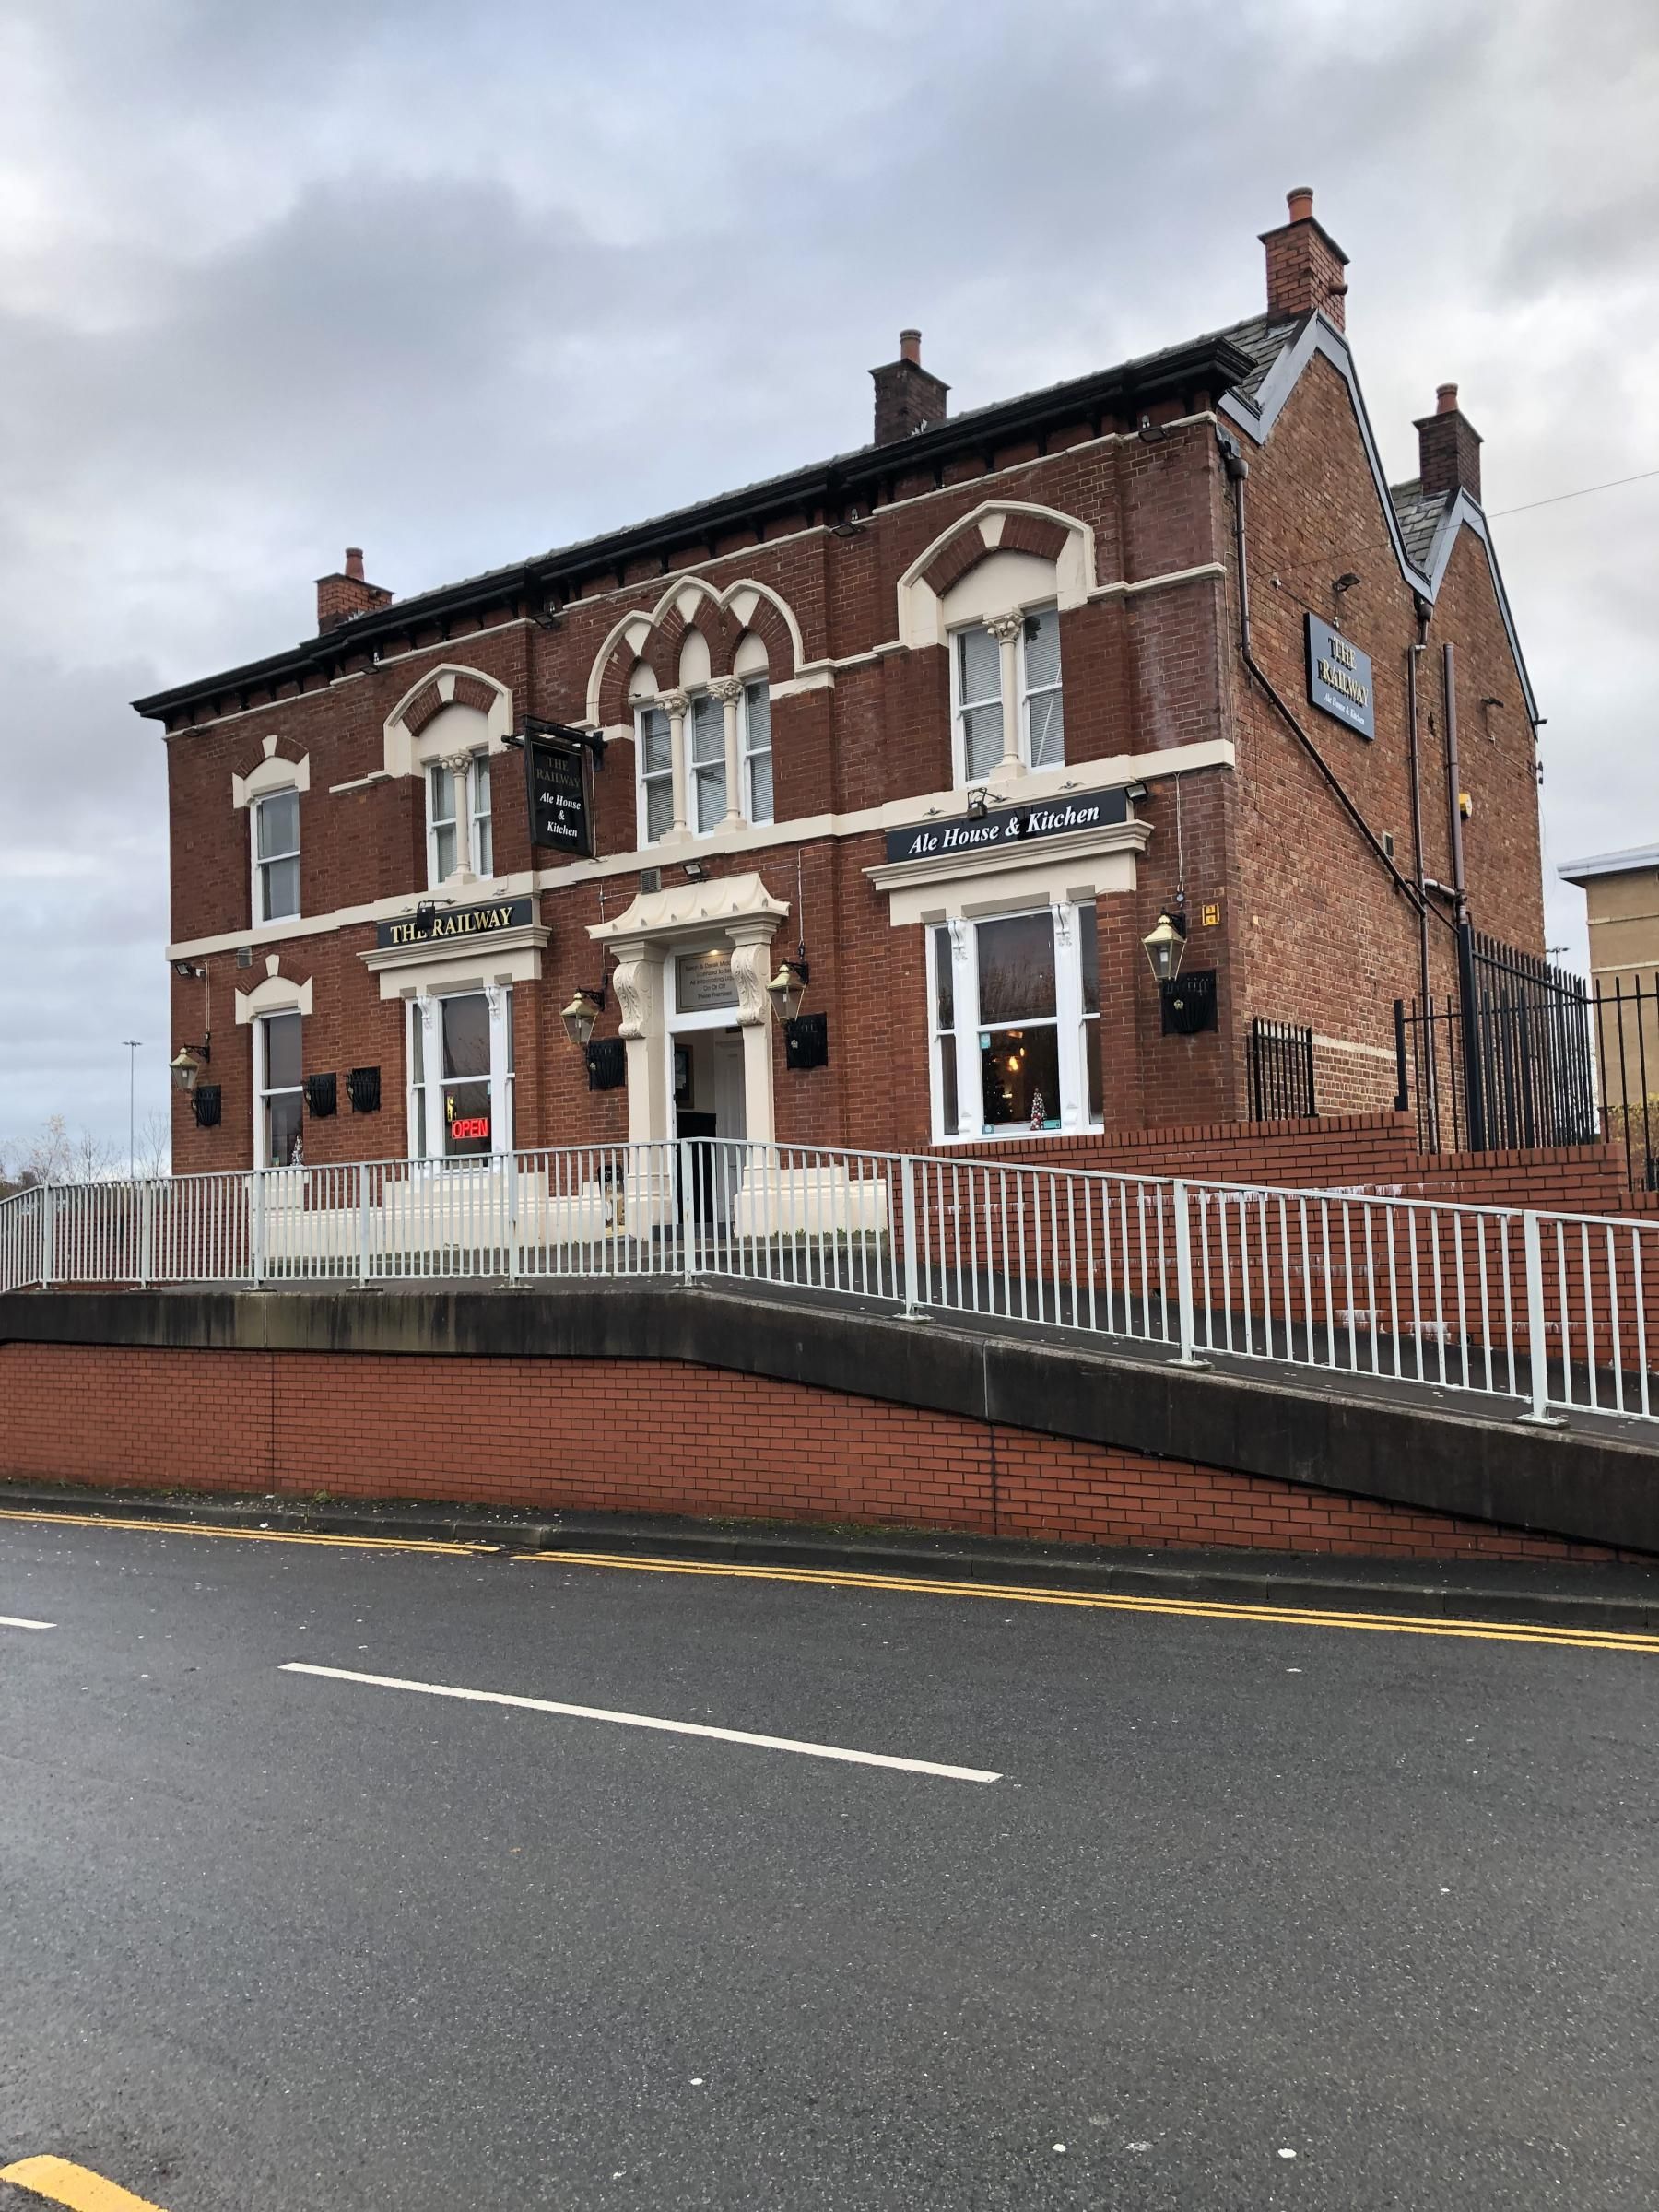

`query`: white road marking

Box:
[280,1661,1001,1783]
[0,1615,55,1630]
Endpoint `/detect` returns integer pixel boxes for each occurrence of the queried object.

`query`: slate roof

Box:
[1213,312,1303,406]
[1388,478,1453,574]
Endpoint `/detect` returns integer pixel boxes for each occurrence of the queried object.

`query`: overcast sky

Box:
[3,0,1654,1161]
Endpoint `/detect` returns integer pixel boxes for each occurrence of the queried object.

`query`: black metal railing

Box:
[1593,971,1659,1191]
[1406,933,1659,1176]
[1248,1018,1316,1122]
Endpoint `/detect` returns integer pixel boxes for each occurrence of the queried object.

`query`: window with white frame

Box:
[951,606,1065,783]
[744,680,773,824]
[427,755,492,884]
[252,790,300,924]
[638,705,674,844]
[690,692,725,832]
[255,1009,304,1167]
[405,989,513,1159]
[928,904,1101,1140]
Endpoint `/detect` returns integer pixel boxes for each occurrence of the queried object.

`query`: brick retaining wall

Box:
[0,1340,1631,1565]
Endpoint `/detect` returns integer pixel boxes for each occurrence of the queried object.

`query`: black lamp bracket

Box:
[517,716,606,769]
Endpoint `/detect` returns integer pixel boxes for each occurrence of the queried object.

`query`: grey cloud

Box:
[2,0,1656,1148]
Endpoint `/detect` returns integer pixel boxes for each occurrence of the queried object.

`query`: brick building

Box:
[138,188,1544,1177]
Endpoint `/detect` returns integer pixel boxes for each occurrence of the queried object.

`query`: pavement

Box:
[2,1507,1657,2210]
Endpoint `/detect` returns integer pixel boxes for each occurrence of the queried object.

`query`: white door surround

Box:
[591,872,789,1147]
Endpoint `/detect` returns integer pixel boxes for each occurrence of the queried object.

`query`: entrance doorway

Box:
[674,1031,746,1225]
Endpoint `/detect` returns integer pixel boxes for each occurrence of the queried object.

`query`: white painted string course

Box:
[0,1137,1653,1430]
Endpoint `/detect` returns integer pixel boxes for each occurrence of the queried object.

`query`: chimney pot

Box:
[345,547,365,580]
[1286,186,1315,223]
[1435,383,1459,415]
[900,328,922,365]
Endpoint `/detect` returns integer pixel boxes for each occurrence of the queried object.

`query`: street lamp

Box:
[1140,910,1187,986]
[123,1039,141,1177]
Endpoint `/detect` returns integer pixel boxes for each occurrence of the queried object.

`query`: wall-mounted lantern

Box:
[1140,910,1187,986]
[170,959,213,1093]
[766,959,810,1023]
[561,983,606,1050]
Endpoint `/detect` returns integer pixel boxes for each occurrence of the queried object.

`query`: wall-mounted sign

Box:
[1305,615,1374,739]
[526,734,594,857]
[883,787,1128,866]
[375,896,533,950]
[675,948,739,1014]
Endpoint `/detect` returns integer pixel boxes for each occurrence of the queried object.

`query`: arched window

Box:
[734,631,772,825]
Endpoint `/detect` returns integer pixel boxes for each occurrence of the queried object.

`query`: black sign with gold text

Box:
[527,734,594,857]
[883,787,1128,866]
[375,896,533,951]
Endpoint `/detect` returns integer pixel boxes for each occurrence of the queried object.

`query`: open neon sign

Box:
[448,1116,490,1141]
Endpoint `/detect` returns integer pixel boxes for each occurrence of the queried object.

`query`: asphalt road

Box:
[2,1512,1656,2211]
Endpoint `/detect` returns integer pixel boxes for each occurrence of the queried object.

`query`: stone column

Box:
[440,750,479,883]
[608,937,669,1147]
[728,919,781,1147]
[713,676,746,827]
[985,612,1026,782]
[659,691,690,843]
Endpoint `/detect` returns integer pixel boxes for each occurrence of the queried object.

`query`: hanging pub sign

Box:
[525,730,595,858]
[375,896,533,950]
[1305,615,1375,739]
[883,785,1128,865]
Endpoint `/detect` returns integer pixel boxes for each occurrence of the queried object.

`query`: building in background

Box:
[1560,841,1659,1182]
[137,188,1545,1176]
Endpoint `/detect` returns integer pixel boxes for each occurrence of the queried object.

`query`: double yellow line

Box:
[0,1506,489,1557]
[4,1504,1653,1653]
[520,1547,1659,1654]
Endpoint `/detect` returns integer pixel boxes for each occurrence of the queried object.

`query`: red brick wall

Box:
[0,1342,1631,1564]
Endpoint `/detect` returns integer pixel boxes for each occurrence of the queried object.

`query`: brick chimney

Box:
[315,547,393,633]
[871,329,949,445]
[1414,383,1483,504]
[1259,186,1349,331]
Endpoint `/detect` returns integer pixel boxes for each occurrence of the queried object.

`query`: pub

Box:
[140,190,1545,1178]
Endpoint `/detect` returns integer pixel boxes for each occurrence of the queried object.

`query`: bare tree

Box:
[0,1114,124,1188]
[135,1109,172,1180]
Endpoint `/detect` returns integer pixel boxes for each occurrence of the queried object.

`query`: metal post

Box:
[252,1169,265,1289]
[1393,1000,1409,1114]
[679,1139,698,1280]
[1518,1209,1563,1424]
[139,1180,155,1289]
[1170,1180,1207,1367]
[900,1154,922,1316]
[1455,917,1488,1153]
[505,1152,520,1285]
[359,1162,371,1286]
[40,1187,53,1290]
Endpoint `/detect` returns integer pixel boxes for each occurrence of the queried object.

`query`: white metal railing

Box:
[2,1139,1656,1430]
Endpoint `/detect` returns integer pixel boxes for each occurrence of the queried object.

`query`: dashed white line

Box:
[279,1661,1001,1783]
[0,1615,55,1631]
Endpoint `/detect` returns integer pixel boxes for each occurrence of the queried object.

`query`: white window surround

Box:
[426,751,493,886]
[253,1007,305,1170]
[926,902,1102,1143]
[230,734,311,812]
[584,576,804,727]
[235,954,314,1027]
[405,985,514,1161]
[633,672,773,847]
[252,788,300,924]
[897,501,1095,651]
[948,604,1065,786]
[382,665,514,782]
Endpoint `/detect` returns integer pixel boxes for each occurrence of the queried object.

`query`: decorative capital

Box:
[728,938,772,1028]
[984,611,1025,645]
[712,677,746,704]
[658,689,690,719]
[439,749,476,775]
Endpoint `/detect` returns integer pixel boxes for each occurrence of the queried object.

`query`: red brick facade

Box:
[0,1341,1631,1565]
[142,189,1545,1181]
